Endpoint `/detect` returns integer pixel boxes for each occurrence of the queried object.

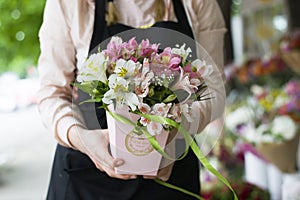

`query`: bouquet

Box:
[225,82,300,172]
[280,29,300,74]
[75,36,237,199]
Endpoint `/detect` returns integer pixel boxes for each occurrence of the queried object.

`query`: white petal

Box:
[147,122,163,136]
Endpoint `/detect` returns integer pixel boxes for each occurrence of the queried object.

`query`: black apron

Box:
[46,1,200,199]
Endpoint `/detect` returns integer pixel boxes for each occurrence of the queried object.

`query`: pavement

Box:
[0,106,56,200]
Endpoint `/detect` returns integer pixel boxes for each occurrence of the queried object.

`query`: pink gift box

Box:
[106,105,169,176]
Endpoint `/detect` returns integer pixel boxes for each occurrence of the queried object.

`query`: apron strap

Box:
[172,0,194,39]
[90,0,194,52]
[89,0,107,52]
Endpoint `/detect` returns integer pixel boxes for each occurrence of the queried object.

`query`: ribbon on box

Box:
[107,109,238,200]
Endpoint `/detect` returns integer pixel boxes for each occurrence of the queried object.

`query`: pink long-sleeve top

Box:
[37,0,227,147]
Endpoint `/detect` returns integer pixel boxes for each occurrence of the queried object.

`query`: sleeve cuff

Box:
[56,116,86,147]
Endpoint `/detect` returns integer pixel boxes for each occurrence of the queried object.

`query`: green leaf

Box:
[162,94,177,103]
[72,81,96,94]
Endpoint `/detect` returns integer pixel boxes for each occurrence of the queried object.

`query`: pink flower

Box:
[147,121,163,136]
[124,37,138,51]
[119,37,138,59]
[103,37,123,62]
[138,39,159,58]
[285,81,300,96]
[157,47,181,70]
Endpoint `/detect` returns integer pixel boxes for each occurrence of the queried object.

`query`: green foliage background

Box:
[0,0,46,77]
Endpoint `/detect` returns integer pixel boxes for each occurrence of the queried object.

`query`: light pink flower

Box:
[140,117,150,126]
[151,103,172,117]
[135,59,154,98]
[169,104,182,123]
[171,68,197,102]
[138,103,151,114]
[180,104,195,122]
[103,37,123,62]
[147,121,163,136]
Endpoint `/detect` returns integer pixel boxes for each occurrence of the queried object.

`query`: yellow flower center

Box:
[118,67,128,77]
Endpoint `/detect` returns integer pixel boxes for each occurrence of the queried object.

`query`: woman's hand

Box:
[68,126,137,180]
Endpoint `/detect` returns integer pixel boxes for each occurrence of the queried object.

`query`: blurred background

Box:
[0,1,56,199]
[0,0,300,199]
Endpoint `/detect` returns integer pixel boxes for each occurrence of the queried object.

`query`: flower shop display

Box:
[280,29,300,75]
[226,81,300,173]
[200,142,270,199]
[225,54,293,94]
[75,36,237,199]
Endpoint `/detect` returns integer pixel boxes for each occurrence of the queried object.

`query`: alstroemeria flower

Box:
[147,121,163,136]
[102,74,139,111]
[119,38,138,60]
[77,52,108,83]
[169,104,182,123]
[171,67,197,102]
[140,117,150,126]
[135,59,154,97]
[180,104,195,123]
[137,39,159,57]
[114,59,140,78]
[151,103,172,117]
[103,36,123,62]
[157,47,181,70]
[171,43,192,64]
[138,103,151,114]
[191,59,213,78]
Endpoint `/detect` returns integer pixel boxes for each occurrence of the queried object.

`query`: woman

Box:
[37,0,226,199]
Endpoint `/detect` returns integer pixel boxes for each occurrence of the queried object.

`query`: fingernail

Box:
[115,160,124,166]
[130,175,137,179]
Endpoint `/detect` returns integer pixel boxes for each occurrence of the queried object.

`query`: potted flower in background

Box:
[280,29,300,75]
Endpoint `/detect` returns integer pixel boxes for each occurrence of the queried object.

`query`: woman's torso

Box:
[66,0,201,71]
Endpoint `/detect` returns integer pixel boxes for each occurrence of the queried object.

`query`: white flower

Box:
[110,36,123,47]
[225,106,255,132]
[250,85,265,97]
[191,59,213,78]
[77,52,108,83]
[273,95,289,109]
[169,104,181,123]
[102,74,139,111]
[243,124,260,143]
[256,124,273,143]
[114,59,140,78]
[180,104,195,122]
[171,43,192,63]
[140,117,150,126]
[147,121,163,136]
[151,103,172,117]
[272,116,297,141]
[107,74,128,89]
